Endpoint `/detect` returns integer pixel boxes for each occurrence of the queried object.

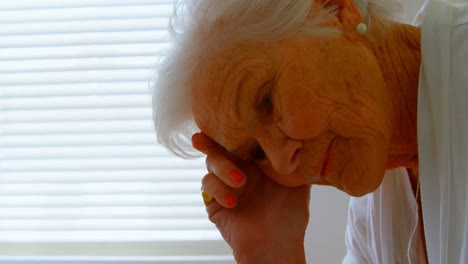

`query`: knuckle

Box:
[205,154,214,170]
[205,154,227,176]
[201,173,213,186]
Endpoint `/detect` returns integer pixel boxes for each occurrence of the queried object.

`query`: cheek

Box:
[334,136,388,197]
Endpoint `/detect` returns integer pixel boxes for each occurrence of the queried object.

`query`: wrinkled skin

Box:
[194,27,392,197]
[189,0,420,262]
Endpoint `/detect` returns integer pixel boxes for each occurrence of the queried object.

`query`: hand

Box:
[192,132,311,263]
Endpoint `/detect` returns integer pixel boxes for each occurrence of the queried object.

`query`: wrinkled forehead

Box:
[190,47,236,125]
[191,41,268,105]
[190,85,242,152]
[189,48,236,142]
[190,43,273,149]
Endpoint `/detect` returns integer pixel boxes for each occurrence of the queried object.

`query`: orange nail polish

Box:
[229,169,245,184]
[225,193,236,207]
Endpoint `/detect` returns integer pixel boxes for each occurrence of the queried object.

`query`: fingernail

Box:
[201,190,213,202]
[229,169,245,184]
[225,193,236,207]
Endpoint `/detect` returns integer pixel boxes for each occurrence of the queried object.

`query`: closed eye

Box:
[260,92,273,115]
[255,80,275,116]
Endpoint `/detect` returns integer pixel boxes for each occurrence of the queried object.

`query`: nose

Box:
[257,135,302,175]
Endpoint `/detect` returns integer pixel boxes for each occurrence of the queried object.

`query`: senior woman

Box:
[153,0,468,263]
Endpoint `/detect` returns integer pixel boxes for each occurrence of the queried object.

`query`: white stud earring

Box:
[355,23,368,36]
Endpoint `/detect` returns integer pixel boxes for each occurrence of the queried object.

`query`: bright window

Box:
[0,0,232,263]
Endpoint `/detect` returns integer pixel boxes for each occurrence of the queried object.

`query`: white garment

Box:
[418,0,468,262]
[343,0,468,263]
[343,168,427,264]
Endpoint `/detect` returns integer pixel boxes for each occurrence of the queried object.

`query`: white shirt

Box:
[343,168,426,264]
[343,0,468,263]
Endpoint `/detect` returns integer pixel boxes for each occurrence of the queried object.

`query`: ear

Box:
[314,0,365,40]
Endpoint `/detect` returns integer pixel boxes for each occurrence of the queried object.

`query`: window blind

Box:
[0,0,231,261]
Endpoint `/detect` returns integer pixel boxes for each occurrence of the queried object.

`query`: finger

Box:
[193,132,246,188]
[206,151,246,188]
[192,132,223,155]
[200,187,224,223]
[201,188,213,203]
[202,172,237,208]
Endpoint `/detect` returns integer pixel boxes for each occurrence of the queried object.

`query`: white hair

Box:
[152,0,402,158]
